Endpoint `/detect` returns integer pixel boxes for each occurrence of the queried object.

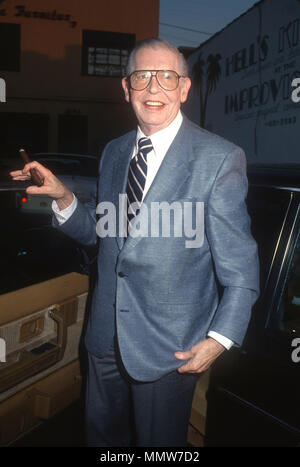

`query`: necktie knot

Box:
[136,137,153,161]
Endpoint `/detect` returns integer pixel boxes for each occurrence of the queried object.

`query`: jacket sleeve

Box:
[206,147,260,346]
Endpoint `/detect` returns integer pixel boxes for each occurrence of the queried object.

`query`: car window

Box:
[37,159,81,176]
[36,157,99,177]
[0,189,88,295]
[278,228,300,335]
[0,225,86,295]
[246,186,292,290]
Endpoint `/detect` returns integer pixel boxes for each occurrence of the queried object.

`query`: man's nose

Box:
[147,74,160,93]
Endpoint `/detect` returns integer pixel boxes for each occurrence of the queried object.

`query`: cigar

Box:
[19,149,44,187]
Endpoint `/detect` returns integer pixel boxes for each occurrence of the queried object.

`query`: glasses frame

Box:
[127,69,186,91]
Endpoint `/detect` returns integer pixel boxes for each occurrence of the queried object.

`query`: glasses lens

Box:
[129,70,180,91]
[157,71,179,90]
[130,71,151,90]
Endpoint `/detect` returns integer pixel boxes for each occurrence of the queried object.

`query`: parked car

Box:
[204,164,300,447]
[19,153,99,215]
[0,185,90,446]
[0,182,97,447]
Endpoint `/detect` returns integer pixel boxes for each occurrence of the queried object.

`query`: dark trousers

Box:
[85,340,198,447]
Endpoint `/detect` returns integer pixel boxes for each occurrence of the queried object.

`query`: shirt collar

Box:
[135,111,183,159]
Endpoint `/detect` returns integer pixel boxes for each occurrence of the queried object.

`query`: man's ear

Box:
[122,77,130,103]
[180,77,191,104]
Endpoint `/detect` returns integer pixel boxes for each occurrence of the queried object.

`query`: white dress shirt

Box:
[52,111,234,350]
[135,110,183,200]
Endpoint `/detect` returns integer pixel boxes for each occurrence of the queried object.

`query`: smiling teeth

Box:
[146,101,163,106]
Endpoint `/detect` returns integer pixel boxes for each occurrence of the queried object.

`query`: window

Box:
[279,228,300,334]
[82,30,135,77]
[0,112,48,158]
[0,23,21,71]
[0,223,85,295]
[246,186,292,290]
[35,155,99,177]
[58,114,88,154]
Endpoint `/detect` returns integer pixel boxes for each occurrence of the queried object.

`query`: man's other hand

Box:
[174,337,225,374]
[10,161,74,210]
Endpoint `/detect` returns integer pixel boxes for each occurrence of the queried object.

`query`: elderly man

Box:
[11,38,259,447]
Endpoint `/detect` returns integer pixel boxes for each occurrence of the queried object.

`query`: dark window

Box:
[0,112,48,159]
[246,186,292,290]
[279,228,300,335]
[58,115,88,154]
[0,23,21,71]
[35,156,99,177]
[0,223,85,295]
[82,30,135,77]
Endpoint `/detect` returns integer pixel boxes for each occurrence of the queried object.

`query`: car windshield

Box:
[36,156,99,177]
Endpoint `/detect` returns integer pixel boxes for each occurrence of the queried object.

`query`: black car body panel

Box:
[205,165,300,447]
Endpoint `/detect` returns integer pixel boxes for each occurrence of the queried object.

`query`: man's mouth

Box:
[144,101,164,107]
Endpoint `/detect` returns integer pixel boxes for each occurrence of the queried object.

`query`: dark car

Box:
[205,164,300,447]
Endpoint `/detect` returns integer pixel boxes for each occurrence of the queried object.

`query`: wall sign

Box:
[0,4,77,28]
[185,0,300,164]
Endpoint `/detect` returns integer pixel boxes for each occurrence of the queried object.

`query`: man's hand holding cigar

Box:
[10,155,74,211]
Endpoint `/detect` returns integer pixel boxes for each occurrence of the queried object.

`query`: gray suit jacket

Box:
[55,115,259,382]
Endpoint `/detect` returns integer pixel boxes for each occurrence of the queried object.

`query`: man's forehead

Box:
[133,46,180,70]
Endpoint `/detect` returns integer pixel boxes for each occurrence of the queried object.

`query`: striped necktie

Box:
[126,137,153,228]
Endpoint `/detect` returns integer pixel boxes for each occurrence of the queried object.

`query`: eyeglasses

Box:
[127,70,185,91]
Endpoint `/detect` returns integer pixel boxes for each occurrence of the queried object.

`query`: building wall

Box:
[0,0,159,158]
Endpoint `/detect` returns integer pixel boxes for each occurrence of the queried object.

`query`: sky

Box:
[159,0,259,48]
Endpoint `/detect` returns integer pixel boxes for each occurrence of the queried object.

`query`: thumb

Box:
[174,349,194,360]
[26,184,47,195]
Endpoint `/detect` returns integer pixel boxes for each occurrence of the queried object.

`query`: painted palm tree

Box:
[192,52,222,128]
[192,53,205,127]
[202,53,222,127]
[207,53,222,91]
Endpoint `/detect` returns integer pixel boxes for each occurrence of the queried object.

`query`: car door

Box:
[205,186,300,446]
[0,187,93,445]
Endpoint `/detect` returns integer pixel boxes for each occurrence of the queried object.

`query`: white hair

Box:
[125,38,189,77]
